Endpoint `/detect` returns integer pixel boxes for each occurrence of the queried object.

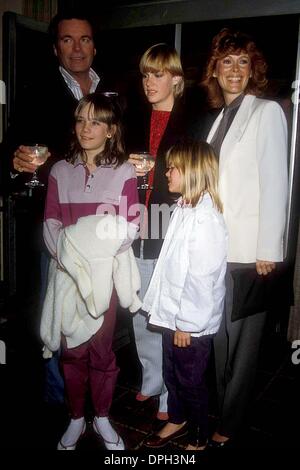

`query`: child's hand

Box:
[174,330,191,348]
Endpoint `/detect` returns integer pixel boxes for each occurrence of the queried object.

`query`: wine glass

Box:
[136,152,155,190]
[25,144,48,188]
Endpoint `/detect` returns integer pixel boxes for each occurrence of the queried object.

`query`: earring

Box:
[107,133,112,139]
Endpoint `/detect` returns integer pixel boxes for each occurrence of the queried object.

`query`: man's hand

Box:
[128,153,148,177]
[256,260,276,276]
[174,329,191,348]
[13,145,50,173]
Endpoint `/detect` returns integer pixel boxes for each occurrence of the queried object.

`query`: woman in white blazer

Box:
[200,28,288,446]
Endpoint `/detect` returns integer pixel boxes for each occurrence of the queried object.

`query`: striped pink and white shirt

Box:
[44,156,139,258]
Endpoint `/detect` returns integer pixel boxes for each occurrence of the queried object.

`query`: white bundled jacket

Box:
[41,214,141,357]
[143,193,228,337]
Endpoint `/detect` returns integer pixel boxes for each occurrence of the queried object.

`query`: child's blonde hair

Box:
[139,43,184,98]
[166,140,223,211]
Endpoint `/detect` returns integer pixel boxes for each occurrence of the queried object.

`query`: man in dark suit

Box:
[11,11,105,174]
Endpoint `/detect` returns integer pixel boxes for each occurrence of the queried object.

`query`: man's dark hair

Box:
[48,11,95,46]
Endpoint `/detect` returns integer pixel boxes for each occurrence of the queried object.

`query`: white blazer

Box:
[207,95,288,263]
[143,194,227,337]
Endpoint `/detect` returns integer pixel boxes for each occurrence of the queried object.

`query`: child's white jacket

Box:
[143,193,227,337]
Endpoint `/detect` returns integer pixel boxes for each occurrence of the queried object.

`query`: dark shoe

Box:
[152,417,169,433]
[207,437,232,448]
[144,423,188,448]
[188,425,207,449]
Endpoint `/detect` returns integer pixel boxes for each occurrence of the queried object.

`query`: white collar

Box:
[59,66,100,97]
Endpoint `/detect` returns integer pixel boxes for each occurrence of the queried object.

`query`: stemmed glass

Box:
[136,152,155,190]
[25,144,48,188]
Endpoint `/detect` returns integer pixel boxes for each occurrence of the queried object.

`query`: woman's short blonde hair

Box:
[139,43,184,98]
[166,140,223,211]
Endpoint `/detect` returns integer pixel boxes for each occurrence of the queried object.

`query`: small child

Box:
[142,140,227,450]
[43,93,139,450]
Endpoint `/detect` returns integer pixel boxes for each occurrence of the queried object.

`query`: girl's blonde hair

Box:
[139,43,184,98]
[166,141,223,211]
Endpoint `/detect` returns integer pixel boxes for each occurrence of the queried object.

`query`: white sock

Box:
[94,417,119,443]
[60,417,85,447]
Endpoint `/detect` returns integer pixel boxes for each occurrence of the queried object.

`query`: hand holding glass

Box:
[25,144,48,188]
[135,152,155,190]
